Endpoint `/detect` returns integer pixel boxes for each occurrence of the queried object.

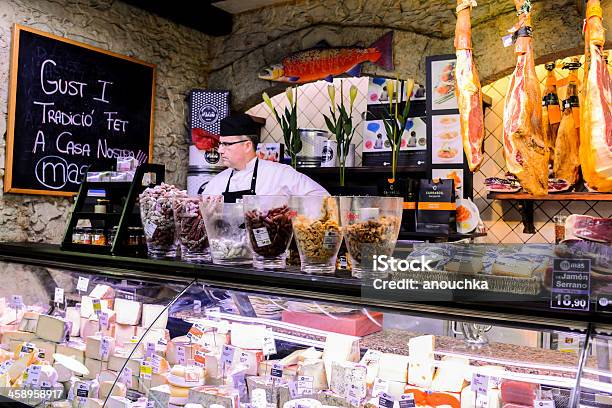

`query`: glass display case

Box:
[0,243,609,408]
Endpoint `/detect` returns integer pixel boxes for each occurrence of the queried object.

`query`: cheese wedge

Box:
[85,335,116,361]
[330,361,367,400]
[84,358,107,380]
[54,360,73,382]
[322,333,360,386]
[89,284,114,300]
[114,323,138,346]
[56,341,86,364]
[18,311,39,333]
[106,396,132,408]
[66,307,81,337]
[142,304,169,329]
[297,359,328,390]
[99,380,127,399]
[378,353,408,383]
[80,297,113,319]
[149,384,171,407]
[431,356,470,393]
[114,298,142,325]
[230,322,266,349]
[167,337,194,365]
[36,315,71,343]
[1,330,36,345]
[107,352,141,375]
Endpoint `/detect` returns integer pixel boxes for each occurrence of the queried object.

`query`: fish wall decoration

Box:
[258,32,394,84]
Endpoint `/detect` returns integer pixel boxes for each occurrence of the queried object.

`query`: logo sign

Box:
[204,149,220,165]
[322,145,335,162]
[551,258,591,312]
[199,104,219,124]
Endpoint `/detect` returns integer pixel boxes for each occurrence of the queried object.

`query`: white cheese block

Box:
[149,384,171,408]
[114,298,142,325]
[431,356,469,392]
[100,380,127,399]
[1,330,36,345]
[170,383,190,405]
[89,284,114,300]
[18,311,39,333]
[80,297,113,319]
[72,379,100,400]
[230,322,266,349]
[408,358,435,388]
[98,369,118,383]
[408,335,435,358]
[39,364,59,385]
[117,340,144,359]
[66,307,81,337]
[80,317,100,339]
[54,360,73,382]
[31,338,56,362]
[114,324,138,346]
[85,335,116,361]
[167,337,194,365]
[460,387,501,408]
[378,353,408,383]
[246,376,291,408]
[56,341,86,364]
[106,396,132,408]
[107,352,142,375]
[36,315,71,343]
[385,380,407,398]
[322,333,360,386]
[167,365,205,388]
[81,398,104,408]
[84,358,107,380]
[138,372,168,393]
[330,361,367,400]
[142,304,169,329]
[297,359,328,390]
[188,385,240,408]
[204,352,222,385]
[280,347,322,366]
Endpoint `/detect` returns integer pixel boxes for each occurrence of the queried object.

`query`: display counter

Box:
[0,242,610,407]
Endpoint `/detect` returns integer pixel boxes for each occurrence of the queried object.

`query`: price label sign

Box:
[471,373,489,395]
[92,298,102,316]
[399,393,416,408]
[193,300,202,313]
[54,287,64,304]
[25,364,41,386]
[99,312,110,330]
[100,337,112,360]
[221,345,235,373]
[77,277,89,292]
[262,331,277,356]
[297,375,313,395]
[10,295,23,309]
[550,259,591,312]
[187,323,205,343]
[177,346,186,365]
[139,361,152,380]
[378,392,394,408]
[145,342,156,359]
[271,363,283,378]
[232,370,248,402]
[533,400,555,408]
[146,400,155,408]
[119,367,132,388]
[372,378,389,398]
[194,350,206,367]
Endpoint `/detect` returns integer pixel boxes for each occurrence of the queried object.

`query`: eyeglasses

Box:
[218,139,249,148]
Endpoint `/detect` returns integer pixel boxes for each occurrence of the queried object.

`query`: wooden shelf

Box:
[488,192,612,201]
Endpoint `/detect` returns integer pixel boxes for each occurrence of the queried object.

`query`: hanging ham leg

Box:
[580,0,612,192]
[553,80,580,186]
[541,64,561,163]
[502,0,549,196]
[454,0,484,172]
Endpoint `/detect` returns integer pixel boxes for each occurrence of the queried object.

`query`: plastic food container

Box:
[290,196,342,274]
[339,196,402,278]
[139,183,187,258]
[201,196,252,265]
[173,196,211,263]
[243,195,294,270]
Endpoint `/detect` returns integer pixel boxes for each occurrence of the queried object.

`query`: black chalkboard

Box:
[5,24,156,196]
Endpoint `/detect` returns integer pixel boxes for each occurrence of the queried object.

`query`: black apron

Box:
[222,159,259,203]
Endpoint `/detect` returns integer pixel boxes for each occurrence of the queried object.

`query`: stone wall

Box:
[208,0,612,110]
[0,0,211,243]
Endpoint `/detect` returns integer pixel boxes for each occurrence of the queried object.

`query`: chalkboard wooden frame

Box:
[4,24,156,196]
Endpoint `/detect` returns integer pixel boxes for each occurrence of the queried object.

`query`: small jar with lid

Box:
[94,199,110,214]
[81,227,93,245]
[108,226,118,246]
[127,227,140,246]
[553,215,568,244]
[72,228,82,244]
[93,229,106,246]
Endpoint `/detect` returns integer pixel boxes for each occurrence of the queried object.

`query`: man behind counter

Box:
[203,113,328,202]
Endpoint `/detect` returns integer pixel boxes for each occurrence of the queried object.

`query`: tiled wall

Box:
[476,54,612,244]
[247,77,369,166]
[246,55,612,244]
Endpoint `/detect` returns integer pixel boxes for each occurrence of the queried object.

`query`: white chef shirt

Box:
[202,157,329,196]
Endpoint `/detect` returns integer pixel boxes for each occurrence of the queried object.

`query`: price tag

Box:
[194,350,206,367]
[19,343,35,358]
[152,354,163,374]
[0,361,13,375]
[471,373,489,394]
[262,331,277,356]
[177,346,186,365]
[130,335,140,344]
[100,336,112,360]
[76,382,90,398]
[193,300,201,313]
[346,384,362,406]
[185,366,201,383]
[296,375,313,396]
[77,277,89,292]
[205,307,221,320]
[99,312,110,330]
[145,342,156,359]
[372,378,389,398]
[271,363,283,378]
[143,221,157,238]
[533,400,555,408]
[119,367,133,388]
[252,227,272,247]
[399,393,416,408]
[187,323,205,343]
[40,380,51,389]
[10,295,23,309]
[232,370,248,402]
[24,364,41,386]
[146,400,155,408]
[378,393,394,408]
[139,361,152,380]
[54,287,64,304]
[92,298,102,316]
[238,351,251,368]
[550,259,591,312]
[221,345,235,372]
